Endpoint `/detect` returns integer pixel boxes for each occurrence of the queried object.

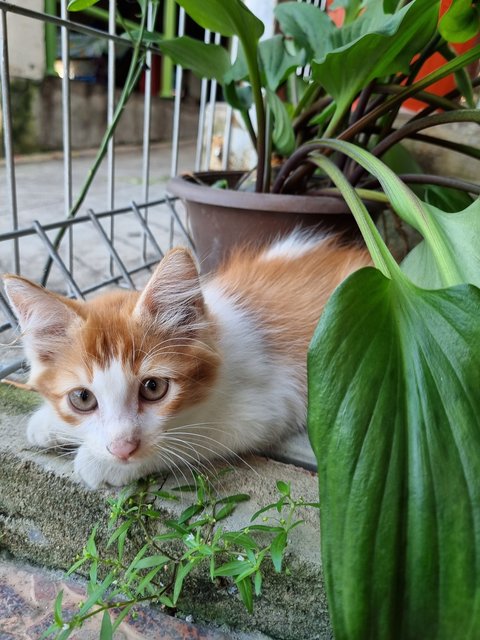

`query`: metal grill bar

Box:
[107,0,116,276]
[0,291,16,328]
[170,6,185,178]
[222,36,239,172]
[0,0,155,51]
[81,259,160,295]
[141,1,155,261]
[32,221,85,299]
[131,201,165,259]
[203,31,221,171]
[86,209,136,290]
[60,0,74,275]
[0,197,178,242]
[165,196,195,254]
[195,28,211,172]
[0,8,19,275]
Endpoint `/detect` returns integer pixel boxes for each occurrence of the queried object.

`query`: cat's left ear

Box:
[133,248,205,330]
[2,275,83,362]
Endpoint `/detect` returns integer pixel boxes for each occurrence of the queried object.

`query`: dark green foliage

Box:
[43,474,316,638]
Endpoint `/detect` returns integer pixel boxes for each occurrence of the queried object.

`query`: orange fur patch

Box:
[213,238,370,356]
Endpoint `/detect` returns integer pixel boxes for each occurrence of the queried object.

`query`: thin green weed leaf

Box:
[236,576,254,614]
[270,531,288,573]
[134,554,170,570]
[99,610,113,640]
[53,590,64,626]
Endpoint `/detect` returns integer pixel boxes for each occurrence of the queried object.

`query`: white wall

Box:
[245,0,277,38]
[8,0,45,80]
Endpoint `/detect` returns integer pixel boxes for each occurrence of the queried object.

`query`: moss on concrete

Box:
[0,383,41,415]
[0,78,40,155]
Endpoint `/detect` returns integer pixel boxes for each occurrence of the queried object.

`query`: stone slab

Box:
[0,554,272,639]
[0,384,331,640]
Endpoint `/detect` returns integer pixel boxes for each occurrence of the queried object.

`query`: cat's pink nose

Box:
[107,437,140,461]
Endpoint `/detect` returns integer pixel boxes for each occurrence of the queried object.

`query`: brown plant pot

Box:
[168,171,378,272]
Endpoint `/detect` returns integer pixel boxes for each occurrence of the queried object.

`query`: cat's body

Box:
[3,233,369,488]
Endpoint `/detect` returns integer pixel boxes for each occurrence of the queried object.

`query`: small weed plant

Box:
[43,473,318,639]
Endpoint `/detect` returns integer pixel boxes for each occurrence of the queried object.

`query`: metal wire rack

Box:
[0,194,194,378]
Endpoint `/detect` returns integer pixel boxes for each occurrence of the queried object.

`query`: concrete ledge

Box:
[0,385,331,640]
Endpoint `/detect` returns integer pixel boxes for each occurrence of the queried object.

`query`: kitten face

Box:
[3,249,221,486]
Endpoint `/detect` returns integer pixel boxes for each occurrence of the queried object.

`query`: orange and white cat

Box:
[3,233,369,489]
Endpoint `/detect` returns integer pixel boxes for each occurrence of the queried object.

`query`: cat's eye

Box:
[139,378,169,402]
[68,388,98,412]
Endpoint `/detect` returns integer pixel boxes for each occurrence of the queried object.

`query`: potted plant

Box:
[160,0,480,269]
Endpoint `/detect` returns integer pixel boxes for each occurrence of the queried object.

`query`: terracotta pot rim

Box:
[168,171,358,215]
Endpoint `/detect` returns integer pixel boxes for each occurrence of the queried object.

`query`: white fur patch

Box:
[261,231,325,261]
[198,281,306,450]
[91,358,138,443]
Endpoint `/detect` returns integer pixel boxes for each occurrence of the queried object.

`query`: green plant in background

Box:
[42,474,318,639]
[158,0,480,207]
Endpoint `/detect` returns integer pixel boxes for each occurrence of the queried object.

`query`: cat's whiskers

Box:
[155,442,240,497]
[160,421,259,472]
[152,449,189,489]
[155,437,221,478]
[160,443,221,488]
[140,346,217,368]
[160,444,203,487]
[45,449,77,460]
[139,333,218,358]
[161,431,257,476]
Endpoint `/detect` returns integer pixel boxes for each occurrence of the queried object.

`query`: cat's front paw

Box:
[73,446,140,490]
[27,404,64,448]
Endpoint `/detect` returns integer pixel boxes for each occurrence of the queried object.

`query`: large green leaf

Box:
[224,36,304,91]
[439,0,480,43]
[158,36,232,84]
[275,2,336,59]
[175,0,263,40]
[401,199,480,289]
[259,35,304,92]
[308,268,480,639]
[310,0,439,129]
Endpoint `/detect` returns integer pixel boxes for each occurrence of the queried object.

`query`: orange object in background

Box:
[326,0,344,27]
[404,0,479,112]
[326,0,478,113]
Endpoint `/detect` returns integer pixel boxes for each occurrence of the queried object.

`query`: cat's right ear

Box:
[133,248,205,330]
[2,275,83,361]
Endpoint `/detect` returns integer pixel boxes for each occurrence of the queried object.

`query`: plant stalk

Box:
[317,139,463,287]
[350,109,480,184]
[311,154,396,279]
[240,41,266,192]
[338,43,480,145]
